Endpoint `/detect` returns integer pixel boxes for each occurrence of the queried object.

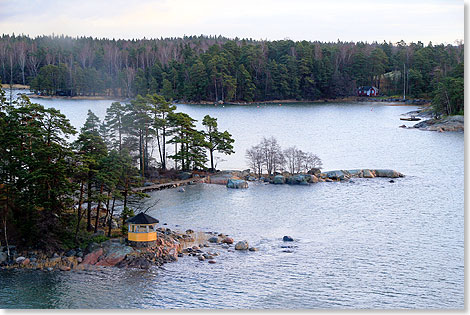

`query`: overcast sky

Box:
[0,0,463,44]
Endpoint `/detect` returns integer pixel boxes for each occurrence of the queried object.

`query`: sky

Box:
[0,0,464,44]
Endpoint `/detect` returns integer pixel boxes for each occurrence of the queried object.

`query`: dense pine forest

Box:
[0,34,464,114]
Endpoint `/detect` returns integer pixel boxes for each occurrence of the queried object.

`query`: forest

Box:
[0,34,464,114]
[0,89,234,251]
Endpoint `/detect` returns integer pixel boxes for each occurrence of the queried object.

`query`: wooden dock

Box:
[133,178,204,193]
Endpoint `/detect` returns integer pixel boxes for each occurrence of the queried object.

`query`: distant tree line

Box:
[0,89,234,251]
[0,34,464,114]
[246,137,322,178]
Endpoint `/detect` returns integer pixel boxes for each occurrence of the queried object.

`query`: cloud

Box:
[0,0,463,43]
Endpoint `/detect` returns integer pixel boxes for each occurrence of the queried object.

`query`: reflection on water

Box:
[0,94,463,308]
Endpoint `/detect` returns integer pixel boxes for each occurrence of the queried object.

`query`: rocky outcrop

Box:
[268,169,404,185]
[273,175,285,184]
[413,115,464,132]
[226,178,248,189]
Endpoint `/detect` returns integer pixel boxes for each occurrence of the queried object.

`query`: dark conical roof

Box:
[127,212,159,224]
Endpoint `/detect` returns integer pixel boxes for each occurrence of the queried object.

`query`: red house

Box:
[357,86,378,96]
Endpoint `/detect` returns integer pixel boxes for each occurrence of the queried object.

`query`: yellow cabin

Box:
[126,213,159,247]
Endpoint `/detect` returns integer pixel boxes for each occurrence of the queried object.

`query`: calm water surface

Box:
[0,94,464,308]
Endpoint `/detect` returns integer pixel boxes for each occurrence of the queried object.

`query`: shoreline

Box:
[4,87,430,105]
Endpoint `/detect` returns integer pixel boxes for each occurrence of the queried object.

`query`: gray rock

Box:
[235,241,249,250]
[198,255,205,261]
[47,267,53,271]
[177,187,185,192]
[208,236,219,243]
[373,169,403,178]
[273,175,285,184]
[283,236,294,242]
[226,179,248,189]
[325,170,350,180]
[143,182,154,187]
[247,176,256,181]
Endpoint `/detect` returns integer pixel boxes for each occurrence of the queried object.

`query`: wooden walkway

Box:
[133,178,204,193]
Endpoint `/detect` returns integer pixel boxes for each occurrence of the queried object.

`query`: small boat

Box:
[400,115,421,121]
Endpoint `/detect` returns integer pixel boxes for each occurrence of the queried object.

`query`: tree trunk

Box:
[86,179,92,231]
[94,184,104,233]
[107,196,116,237]
[74,181,84,242]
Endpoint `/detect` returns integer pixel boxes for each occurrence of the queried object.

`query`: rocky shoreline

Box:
[0,227,259,271]
[409,115,464,132]
[207,168,404,189]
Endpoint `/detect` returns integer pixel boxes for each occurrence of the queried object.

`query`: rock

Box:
[186,229,194,234]
[221,245,230,249]
[76,251,83,258]
[15,256,26,264]
[373,169,403,178]
[362,169,375,178]
[248,247,258,252]
[177,187,185,192]
[325,170,350,180]
[21,258,30,266]
[208,236,219,243]
[226,178,248,189]
[399,124,407,128]
[221,237,234,244]
[30,257,37,263]
[283,236,294,242]
[247,176,256,181]
[95,244,133,267]
[286,174,310,185]
[208,260,216,264]
[235,241,249,250]
[52,252,60,258]
[59,265,71,271]
[77,257,83,263]
[273,175,285,185]
[81,248,103,265]
[65,249,76,257]
[47,267,53,271]
[389,180,395,183]
[143,182,153,187]
[307,168,322,175]
[198,255,205,261]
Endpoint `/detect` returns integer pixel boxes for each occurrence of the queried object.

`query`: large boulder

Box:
[373,169,403,178]
[325,170,350,180]
[226,179,248,189]
[273,175,285,185]
[286,174,310,185]
[81,248,104,265]
[235,241,249,250]
[95,244,134,267]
